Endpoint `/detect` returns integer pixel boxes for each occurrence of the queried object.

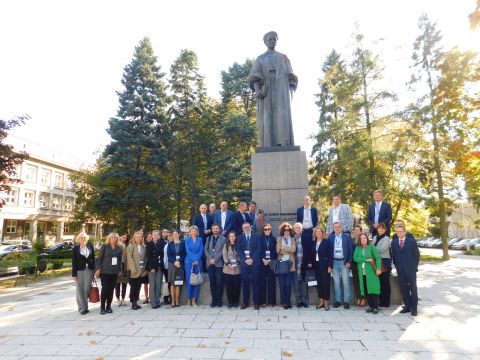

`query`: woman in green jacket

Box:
[353,233,382,314]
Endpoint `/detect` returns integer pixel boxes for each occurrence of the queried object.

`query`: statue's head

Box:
[263,31,278,49]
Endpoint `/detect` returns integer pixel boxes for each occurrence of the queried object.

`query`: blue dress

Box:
[185,236,204,300]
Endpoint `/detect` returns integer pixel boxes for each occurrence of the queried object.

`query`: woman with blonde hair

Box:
[72,232,95,315]
[126,231,147,310]
[95,232,122,315]
[185,225,204,307]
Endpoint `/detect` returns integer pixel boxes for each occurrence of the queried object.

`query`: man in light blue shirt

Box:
[327,222,354,309]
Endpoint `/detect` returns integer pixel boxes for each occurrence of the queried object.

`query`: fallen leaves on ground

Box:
[225,340,231,344]
[236,347,246,352]
[90,339,97,345]
[282,350,294,357]
[197,344,207,348]
[216,332,224,337]
[86,330,93,336]
[78,332,83,336]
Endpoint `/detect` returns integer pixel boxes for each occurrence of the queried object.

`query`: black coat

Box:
[72,244,95,277]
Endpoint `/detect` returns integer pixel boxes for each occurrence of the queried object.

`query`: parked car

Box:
[452,238,480,250]
[430,238,443,248]
[448,238,463,249]
[467,238,480,249]
[418,237,434,247]
[423,237,437,248]
[46,241,74,254]
[0,244,32,260]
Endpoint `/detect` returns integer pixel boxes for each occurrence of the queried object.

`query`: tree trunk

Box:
[431,123,449,260]
[361,63,376,189]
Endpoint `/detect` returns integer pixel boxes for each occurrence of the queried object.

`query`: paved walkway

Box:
[0,256,479,360]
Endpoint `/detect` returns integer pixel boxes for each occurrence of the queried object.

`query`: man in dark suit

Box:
[248,201,257,225]
[214,201,234,237]
[193,204,213,272]
[327,222,353,309]
[205,224,226,308]
[392,225,420,316]
[208,203,216,224]
[237,222,261,309]
[193,204,213,239]
[296,196,318,243]
[232,202,251,236]
[367,190,392,236]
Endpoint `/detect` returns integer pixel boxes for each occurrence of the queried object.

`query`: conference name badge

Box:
[139,260,144,268]
[308,280,318,286]
[230,259,237,267]
[111,257,117,266]
[174,280,184,285]
[265,250,271,259]
[176,255,180,261]
[245,250,250,259]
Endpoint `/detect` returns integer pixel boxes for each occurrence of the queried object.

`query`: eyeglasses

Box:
[284,228,291,231]
[264,228,272,231]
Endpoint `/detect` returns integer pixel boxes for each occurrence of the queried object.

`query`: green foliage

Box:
[85,37,171,233]
[0,251,37,275]
[408,14,480,259]
[0,115,29,207]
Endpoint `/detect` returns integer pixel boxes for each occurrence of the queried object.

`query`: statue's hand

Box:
[255,88,266,99]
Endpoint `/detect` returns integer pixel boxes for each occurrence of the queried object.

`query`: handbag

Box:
[162,275,170,295]
[88,278,100,303]
[305,269,317,286]
[269,259,291,275]
[174,267,185,286]
[189,265,204,285]
[370,259,387,274]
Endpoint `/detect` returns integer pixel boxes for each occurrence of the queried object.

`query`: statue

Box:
[247,31,298,147]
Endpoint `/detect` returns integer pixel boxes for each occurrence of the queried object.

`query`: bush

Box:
[0,252,37,275]
[464,249,480,256]
[50,249,73,259]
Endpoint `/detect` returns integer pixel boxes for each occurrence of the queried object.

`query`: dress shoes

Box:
[343,303,350,309]
[254,305,260,310]
[106,308,113,314]
[372,308,379,314]
[100,309,106,315]
[333,301,341,308]
[400,308,411,314]
[302,303,308,308]
[296,303,302,308]
[240,304,247,309]
[411,310,418,316]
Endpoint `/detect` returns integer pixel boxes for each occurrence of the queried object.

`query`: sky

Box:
[0,0,479,167]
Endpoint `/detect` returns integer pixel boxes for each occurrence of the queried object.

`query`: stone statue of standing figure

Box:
[247,31,298,148]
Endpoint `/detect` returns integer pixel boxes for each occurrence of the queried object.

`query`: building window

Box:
[54,173,64,189]
[65,176,74,190]
[5,188,18,205]
[23,190,35,207]
[51,223,58,234]
[63,223,70,233]
[6,220,17,233]
[51,194,62,210]
[25,165,38,183]
[65,196,74,211]
[40,169,52,186]
[39,192,50,209]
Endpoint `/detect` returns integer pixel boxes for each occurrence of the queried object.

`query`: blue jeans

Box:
[278,272,294,306]
[332,259,350,303]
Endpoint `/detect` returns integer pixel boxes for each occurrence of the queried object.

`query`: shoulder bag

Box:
[88,278,100,303]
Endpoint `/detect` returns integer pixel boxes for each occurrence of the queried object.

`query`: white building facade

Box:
[0,154,77,245]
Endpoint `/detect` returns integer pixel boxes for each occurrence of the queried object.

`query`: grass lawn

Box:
[0,266,72,289]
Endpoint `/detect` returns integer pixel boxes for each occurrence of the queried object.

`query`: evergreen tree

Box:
[207,60,257,206]
[0,115,29,208]
[168,49,213,225]
[96,37,170,233]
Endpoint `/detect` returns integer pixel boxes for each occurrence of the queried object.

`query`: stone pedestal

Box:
[251,150,308,234]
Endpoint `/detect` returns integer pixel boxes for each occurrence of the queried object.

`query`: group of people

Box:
[71,190,420,317]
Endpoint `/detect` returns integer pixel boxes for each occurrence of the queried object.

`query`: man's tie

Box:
[400,238,405,249]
